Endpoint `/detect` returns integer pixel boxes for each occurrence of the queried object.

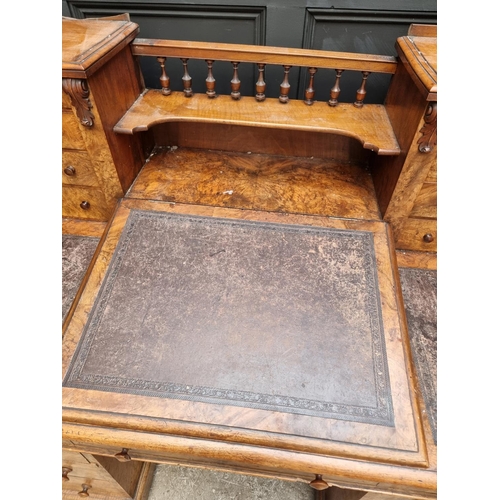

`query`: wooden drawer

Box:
[63,110,87,150]
[62,450,154,500]
[395,218,437,252]
[409,183,436,218]
[62,185,111,220]
[63,451,131,499]
[62,150,100,187]
[63,475,131,499]
[62,89,73,110]
[425,155,437,183]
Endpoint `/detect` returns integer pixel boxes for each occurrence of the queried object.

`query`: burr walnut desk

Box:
[62,19,437,500]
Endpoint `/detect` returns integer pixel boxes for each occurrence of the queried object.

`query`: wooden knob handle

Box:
[423,233,434,243]
[64,165,76,176]
[309,474,329,491]
[80,201,90,210]
[62,466,72,481]
[114,448,131,462]
[78,484,91,497]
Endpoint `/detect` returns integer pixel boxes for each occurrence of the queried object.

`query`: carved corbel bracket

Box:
[62,78,94,127]
[417,101,437,153]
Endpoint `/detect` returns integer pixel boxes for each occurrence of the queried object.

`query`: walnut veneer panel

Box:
[409,183,437,219]
[62,186,111,220]
[127,147,380,220]
[62,199,434,498]
[62,111,87,150]
[394,218,437,253]
[62,151,100,187]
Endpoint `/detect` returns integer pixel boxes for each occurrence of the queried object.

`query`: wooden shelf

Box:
[113,90,400,155]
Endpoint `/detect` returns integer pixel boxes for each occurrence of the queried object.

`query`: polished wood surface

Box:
[395,250,437,270]
[407,24,437,37]
[62,218,107,238]
[62,18,139,78]
[127,147,380,220]
[131,38,398,73]
[396,36,437,100]
[114,91,400,155]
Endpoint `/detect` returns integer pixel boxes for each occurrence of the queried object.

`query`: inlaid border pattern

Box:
[64,210,394,426]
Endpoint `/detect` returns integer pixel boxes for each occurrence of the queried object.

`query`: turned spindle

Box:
[354,71,370,108]
[304,67,317,105]
[157,57,171,96]
[255,63,266,102]
[205,60,216,98]
[279,65,291,103]
[181,59,193,97]
[328,69,344,107]
[230,62,241,100]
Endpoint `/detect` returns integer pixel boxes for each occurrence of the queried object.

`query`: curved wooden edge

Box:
[113,91,400,155]
[62,403,427,469]
[62,421,436,499]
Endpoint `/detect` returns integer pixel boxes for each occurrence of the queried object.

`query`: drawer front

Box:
[62,185,112,221]
[62,89,73,110]
[62,450,130,498]
[62,150,100,187]
[62,111,87,150]
[425,154,437,183]
[395,218,437,252]
[409,183,437,219]
[63,475,130,499]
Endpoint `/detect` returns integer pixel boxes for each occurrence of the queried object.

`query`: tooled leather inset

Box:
[64,210,394,426]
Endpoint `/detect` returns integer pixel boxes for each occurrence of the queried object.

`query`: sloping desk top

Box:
[62,17,139,79]
[396,35,437,101]
[62,198,435,498]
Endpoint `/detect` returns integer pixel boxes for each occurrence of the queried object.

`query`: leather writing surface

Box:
[64,210,393,426]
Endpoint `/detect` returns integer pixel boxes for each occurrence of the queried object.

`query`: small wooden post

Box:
[157,57,171,96]
[328,69,343,107]
[181,59,193,97]
[255,63,266,101]
[230,62,241,100]
[206,60,216,98]
[279,65,291,103]
[354,71,370,108]
[304,67,317,105]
